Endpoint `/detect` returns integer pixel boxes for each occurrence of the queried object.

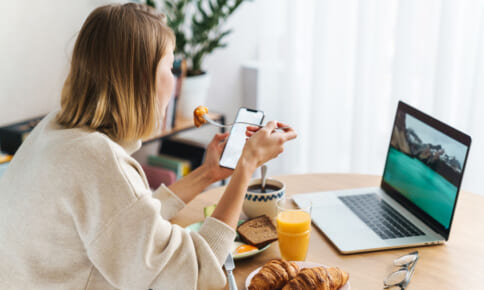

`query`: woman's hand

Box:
[240,121,298,169]
[168,132,232,203]
[200,132,233,183]
[210,121,297,228]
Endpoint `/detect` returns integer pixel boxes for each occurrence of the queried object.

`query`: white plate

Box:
[184,221,271,260]
[245,261,350,290]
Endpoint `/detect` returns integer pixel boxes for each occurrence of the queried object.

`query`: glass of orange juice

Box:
[276,198,312,261]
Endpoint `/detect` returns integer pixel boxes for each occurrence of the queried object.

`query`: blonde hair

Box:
[57,3,175,141]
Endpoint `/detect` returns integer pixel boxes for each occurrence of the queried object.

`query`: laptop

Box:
[293,101,471,254]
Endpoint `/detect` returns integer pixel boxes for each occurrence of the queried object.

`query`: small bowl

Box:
[243,178,285,219]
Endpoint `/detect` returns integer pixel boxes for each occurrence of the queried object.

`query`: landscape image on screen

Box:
[383,111,468,229]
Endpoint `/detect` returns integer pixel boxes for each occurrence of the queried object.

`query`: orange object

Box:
[0,154,13,164]
[193,106,208,127]
[276,211,311,261]
[234,244,258,255]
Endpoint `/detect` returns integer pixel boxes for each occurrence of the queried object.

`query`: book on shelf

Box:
[159,137,206,170]
[148,153,191,180]
[0,116,44,155]
[162,60,185,132]
[163,76,178,132]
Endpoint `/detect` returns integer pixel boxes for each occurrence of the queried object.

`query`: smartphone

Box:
[219,107,265,169]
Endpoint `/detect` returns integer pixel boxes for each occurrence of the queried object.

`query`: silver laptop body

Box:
[293,187,444,254]
[294,101,471,254]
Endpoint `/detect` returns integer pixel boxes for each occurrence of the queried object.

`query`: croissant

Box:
[193,105,208,127]
[249,259,300,290]
[282,266,349,290]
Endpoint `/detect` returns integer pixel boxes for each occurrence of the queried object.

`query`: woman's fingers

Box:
[218,135,229,150]
[272,121,297,141]
[246,121,297,139]
[264,121,278,132]
[246,125,261,137]
[217,132,230,140]
[248,121,277,136]
[246,125,261,132]
[211,132,229,143]
[208,133,229,152]
[276,121,293,131]
[240,120,298,169]
[282,129,298,141]
[277,121,289,127]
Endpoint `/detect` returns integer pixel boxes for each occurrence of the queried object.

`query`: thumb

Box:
[210,133,229,146]
[215,132,229,140]
[264,120,277,132]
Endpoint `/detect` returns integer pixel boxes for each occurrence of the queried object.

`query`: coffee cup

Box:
[243,178,285,219]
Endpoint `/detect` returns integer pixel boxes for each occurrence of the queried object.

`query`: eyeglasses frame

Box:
[383,250,420,290]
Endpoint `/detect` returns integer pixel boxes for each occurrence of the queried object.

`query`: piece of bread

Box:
[237,215,278,248]
[193,105,208,127]
[282,266,349,290]
[249,259,300,290]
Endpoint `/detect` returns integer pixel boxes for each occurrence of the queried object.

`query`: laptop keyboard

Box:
[338,193,425,240]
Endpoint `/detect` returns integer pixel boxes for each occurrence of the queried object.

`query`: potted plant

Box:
[145,0,250,118]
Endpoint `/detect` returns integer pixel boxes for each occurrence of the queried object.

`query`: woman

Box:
[0,3,297,290]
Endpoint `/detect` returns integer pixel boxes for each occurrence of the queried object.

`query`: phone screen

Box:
[219,108,265,169]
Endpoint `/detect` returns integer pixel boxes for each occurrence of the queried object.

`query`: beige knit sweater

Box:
[0,112,236,290]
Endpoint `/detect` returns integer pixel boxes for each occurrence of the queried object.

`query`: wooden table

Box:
[171,173,484,289]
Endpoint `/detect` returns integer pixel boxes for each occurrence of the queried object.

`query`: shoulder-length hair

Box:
[57,3,175,141]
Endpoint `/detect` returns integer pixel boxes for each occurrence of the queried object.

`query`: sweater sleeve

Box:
[152,184,185,220]
[72,139,236,290]
[85,195,235,290]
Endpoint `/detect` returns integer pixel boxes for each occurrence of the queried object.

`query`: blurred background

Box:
[1,0,483,195]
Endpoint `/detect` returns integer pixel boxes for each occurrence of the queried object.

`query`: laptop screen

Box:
[381,101,471,239]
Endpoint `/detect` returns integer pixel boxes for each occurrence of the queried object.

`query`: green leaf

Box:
[160,0,251,72]
[146,0,156,8]
[164,1,174,9]
[176,0,186,11]
[219,29,233,38]
[217,0,227,8]
[197,1,209,20]
[208,0,218,14]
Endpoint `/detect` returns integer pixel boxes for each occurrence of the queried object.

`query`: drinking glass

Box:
[276,197,312,261]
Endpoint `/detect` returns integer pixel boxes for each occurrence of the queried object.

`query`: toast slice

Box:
[237,215,278,248]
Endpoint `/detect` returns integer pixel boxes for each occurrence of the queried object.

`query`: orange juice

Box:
[276,210,311,261]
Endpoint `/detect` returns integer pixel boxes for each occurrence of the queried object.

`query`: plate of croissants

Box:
[245,259,350,290]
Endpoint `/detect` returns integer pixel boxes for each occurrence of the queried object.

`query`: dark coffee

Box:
[247,184,281,194]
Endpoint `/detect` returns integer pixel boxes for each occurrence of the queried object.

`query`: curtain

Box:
[255,0,484,194]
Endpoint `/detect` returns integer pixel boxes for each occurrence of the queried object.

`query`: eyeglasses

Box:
[383,251,419,290]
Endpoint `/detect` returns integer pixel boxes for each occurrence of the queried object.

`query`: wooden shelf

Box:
[142,112,225,144]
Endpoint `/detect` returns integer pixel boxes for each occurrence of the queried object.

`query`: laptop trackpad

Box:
[309,194,385,251]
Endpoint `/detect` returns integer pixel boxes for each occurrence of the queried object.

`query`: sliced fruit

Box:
[204,204,217,217]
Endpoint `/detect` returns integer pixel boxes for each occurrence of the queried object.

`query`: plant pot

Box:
[178,73,211,119]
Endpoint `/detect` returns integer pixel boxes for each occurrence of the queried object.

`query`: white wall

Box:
[201,1,260,122]
[0,1,105,126]
[0,0,259,126]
